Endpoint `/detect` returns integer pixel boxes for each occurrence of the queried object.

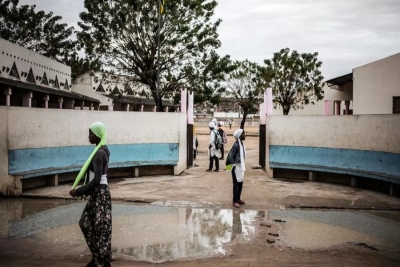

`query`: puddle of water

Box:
[269,210,400,251]
[0,199,259,263]
[1,199,400,263]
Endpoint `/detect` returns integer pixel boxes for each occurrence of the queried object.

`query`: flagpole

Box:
[156,0,162,111]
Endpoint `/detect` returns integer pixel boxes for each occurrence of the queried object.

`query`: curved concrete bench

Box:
[9,143,179,190]
[269,145,400,188]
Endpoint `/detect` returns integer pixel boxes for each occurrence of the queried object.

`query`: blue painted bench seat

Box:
[270,145,400,185]
[9,143,179,179]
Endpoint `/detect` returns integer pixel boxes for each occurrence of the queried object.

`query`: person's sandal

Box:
[206,169,212,172]
[213,169,219,172]
[238,200,245,205]
[232,202,240,208]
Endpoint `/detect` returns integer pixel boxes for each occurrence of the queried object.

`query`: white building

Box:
[73,71,175,112]
[271,52,400,116]
[0,38,99,109]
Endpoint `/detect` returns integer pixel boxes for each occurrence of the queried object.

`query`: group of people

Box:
[69,118,246,266]
[207,118,247,208]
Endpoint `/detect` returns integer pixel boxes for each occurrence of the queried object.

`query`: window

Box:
[393,97,400,114]
[26,67,36,83]
[41,72,49,85]
[9,62,20,79]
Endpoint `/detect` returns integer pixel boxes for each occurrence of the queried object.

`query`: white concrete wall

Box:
[0,109,14,195]
[271,84,352,115]
[6,107,183,150]
[267,115,400,153]
[0,107,187,194]
[0,38,71,90]
[353,53,400,115]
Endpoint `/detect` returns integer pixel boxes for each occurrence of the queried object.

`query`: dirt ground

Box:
[4,130,400,266]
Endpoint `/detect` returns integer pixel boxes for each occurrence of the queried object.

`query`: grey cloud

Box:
[17,0,400,79]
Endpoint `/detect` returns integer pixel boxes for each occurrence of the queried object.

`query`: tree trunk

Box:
[240,110,248,130]
[283,107,290,115]
[152,91,165,112]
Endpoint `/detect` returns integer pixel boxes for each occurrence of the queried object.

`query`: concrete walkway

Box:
[23,135,400,210]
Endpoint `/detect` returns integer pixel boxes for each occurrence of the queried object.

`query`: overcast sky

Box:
[20,0,400,79]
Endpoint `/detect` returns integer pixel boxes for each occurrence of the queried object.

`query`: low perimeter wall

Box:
[266,115,400,185]
[0,107,187,195]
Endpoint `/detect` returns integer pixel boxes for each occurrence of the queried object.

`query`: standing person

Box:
[193,124,198,160]
[218,121,227,160]
[212,118,218,128]
[229,119,233,130]
[69,122,112,267]
[227,129,246,208]
[206,122,220,172]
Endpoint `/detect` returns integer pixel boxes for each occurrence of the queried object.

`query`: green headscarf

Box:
[72,122,107,189]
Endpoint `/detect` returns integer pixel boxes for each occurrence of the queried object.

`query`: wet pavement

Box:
[1,199,400,263]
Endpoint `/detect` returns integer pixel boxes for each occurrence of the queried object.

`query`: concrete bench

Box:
[9,143,179,193]
[269,145,400,195]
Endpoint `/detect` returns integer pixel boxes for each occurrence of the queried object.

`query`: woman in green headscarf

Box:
[70,122,112,267]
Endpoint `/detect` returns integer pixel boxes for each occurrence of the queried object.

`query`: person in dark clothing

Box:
[218,121,227,160]
[226,129,246,208]
[229,119,233,129]
[70,122,112,267]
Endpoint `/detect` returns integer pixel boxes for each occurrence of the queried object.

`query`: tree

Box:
[0,0,75,61]
[263,48,324,115]
[64,53,102,81]
[77,0,229,111]
[225,60,267,129]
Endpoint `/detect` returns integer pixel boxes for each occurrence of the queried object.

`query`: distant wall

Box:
[266,115,400,183]
[0,107,187,195]
[353,53,400,115]
[271,84,352,116]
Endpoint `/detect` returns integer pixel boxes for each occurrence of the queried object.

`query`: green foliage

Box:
[225,60,267,128]
[63,53,102,80]
[0,0,75,61]
[77,0,230,111]
[0,0,101,80]
[263,48,325,115]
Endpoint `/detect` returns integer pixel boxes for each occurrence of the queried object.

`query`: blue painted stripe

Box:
[270,145,400,184]
[9,143,179,175]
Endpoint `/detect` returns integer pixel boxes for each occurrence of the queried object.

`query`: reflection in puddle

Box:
[0,199,259,263]
[1,199,400,263]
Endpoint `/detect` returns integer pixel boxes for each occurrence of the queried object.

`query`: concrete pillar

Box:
[80,100,85,110]
[108,105,113,111]
[47,174,58,186]
[181,88,187,114]
[4,87,12,106]
[165,106,169,112]
[94,103,100,110]
[351,177,358,188]
[177,107,180,112]
[309,171,318,182]
[43,94,49,108]
[65,99,75,109]
[324,100,331,115]
[134,167,139,178]
[153,106,157,112]
[390,184,395,196]
[22,92,33,107]
[58,97,63,109]
[141,105,144,112]
[335,101,341,115]
[125,103,130,112]
[89,102,94,110]
[345,101,350,115]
